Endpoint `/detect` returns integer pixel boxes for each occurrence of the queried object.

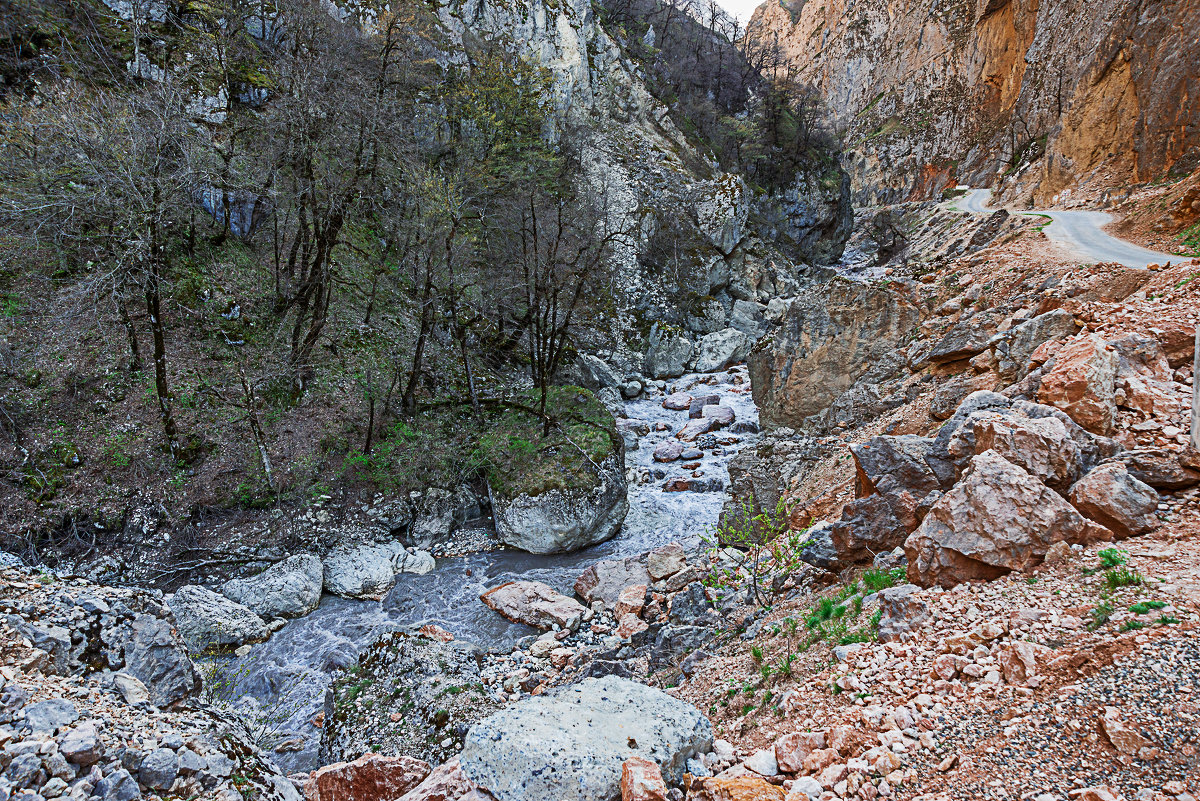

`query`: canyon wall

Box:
[747,0,1200,205]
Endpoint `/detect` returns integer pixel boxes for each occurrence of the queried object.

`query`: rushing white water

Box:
[232,366,759,771]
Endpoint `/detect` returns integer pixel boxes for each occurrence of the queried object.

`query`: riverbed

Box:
[232,366,760,771]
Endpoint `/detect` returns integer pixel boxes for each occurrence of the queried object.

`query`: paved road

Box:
[959,188,1182,269]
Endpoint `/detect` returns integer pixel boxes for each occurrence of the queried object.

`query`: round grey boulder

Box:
[221,554,324,620]
[167,585,268,654]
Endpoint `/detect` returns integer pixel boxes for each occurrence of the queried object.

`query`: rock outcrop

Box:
[749,280,920,432]
[458,677,713,801]
[746,0,1200,204]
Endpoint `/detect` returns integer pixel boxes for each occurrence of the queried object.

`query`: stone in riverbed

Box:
[653,441,684,462]
[688,395,721,419]
[677,418,715,442]
[322,540,431,600]
[459,676,712,801]
[222,554,324,620]
[662,392,692,411]
[701,405,735,428]
[167,585,268,653]
[480,581,586,630]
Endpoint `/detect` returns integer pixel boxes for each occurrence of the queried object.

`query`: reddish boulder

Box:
[772,731,826,774]
[398,759,494,801]
[479,581,586,630]
[306,754,430,801]
[687,775,785,801]
[905,452,1093,588]
[620,757,667,801]
[1037,334,1118,434]
[1068,463,1160,539]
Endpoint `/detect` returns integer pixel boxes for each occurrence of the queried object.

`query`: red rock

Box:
[397,759,494,801]
[801,748,837,774]
[995,641,1051,686]
[687,775,785,801]
[1037,334,1118,434]
[614,584,647,618]
[620,756,667,801]
[479,581,586,630]
[419,624,454,643]
[616,612,648,638]
[773,731,826,773]
[306,753,430,801]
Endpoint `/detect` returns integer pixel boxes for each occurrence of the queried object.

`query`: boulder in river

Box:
[480,581,587,630]
[653,441,684,462]
[574,556,652,606]
[693,328,749,373]
[221,554,324,620]
[323,541,404,600]
[459,676,713,801]
[662,392,692,411]
[492,452,629,554]
[167,585,268,653]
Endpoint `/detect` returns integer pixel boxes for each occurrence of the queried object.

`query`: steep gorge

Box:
[747,0,1200,205]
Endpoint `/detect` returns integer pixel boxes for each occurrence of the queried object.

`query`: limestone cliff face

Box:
[747,0,1200,205]
[439,0,852,358]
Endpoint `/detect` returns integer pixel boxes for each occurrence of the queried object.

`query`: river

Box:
[230,365,760,772]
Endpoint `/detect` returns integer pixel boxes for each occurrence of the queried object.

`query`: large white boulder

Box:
[492,453,629,554]
[221,554,324,620]
[460,677,713,801]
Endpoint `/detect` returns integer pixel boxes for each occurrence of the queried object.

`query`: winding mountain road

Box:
[959,188,1182,270]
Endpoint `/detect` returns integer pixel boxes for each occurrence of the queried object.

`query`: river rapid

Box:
[232,366,760,771]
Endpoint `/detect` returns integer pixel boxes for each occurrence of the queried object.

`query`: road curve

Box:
[959,188,1183,270]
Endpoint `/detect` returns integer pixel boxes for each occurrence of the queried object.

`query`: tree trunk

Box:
[117,296,143,373]
[146,257,180,462]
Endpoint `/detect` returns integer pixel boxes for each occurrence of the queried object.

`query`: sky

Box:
[718,0,764,24]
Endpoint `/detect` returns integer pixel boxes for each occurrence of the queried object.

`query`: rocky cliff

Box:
[747,0,1200,205]
[437,0,852,361]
